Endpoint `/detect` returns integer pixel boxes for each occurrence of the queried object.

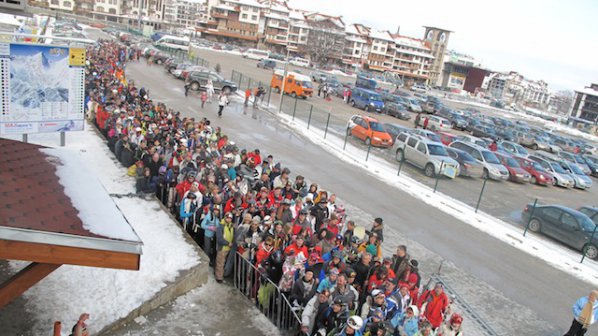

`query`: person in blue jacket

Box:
[565,290,598,336]
[201,205,221,266]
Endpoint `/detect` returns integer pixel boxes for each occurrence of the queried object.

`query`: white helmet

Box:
[347,315,363,330]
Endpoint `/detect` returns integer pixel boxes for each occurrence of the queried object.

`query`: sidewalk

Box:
[112,274,279,336]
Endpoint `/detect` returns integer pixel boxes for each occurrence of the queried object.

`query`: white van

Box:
[242,48,270,60]
[289,57,310,67]
[154,35,190,51]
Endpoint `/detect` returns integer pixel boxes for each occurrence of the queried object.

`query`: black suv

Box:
[185,71,237,93]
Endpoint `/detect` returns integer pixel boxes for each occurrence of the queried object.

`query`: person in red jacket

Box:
[246,149,262,165]
[255,236,275,265]
[284,235,308,259]
[421,282,449,329]
[176,172,197,199]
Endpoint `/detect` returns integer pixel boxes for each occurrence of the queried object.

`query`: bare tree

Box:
[300,22,344,67]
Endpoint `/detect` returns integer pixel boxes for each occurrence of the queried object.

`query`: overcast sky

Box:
[287,0,598,92]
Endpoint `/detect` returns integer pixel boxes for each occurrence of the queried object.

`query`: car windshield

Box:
[482,151,501,164]
[370,121,386,132]
[504,157,521,168]
[515,144,528,155]
[427,133,441,142]
[586,156,598,165]
[531,161,546,171]
[574,156,586,165]
[460,151,476,162]
[580,216,597,231]
[569,163,584,175]
[370,94,382,101]
[428,144,448,156]
[410,99,419,105]
[551,162,567,173]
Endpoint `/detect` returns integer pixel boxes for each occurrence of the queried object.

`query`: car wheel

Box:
[275,87,281,93]
[365,137,371,146]
[191,82,200,90]
[396,149,404,162]
[223,87,231,94]
[451,122,456,129]
[528,218,541,232]
[531,176,537,184]
[552,177,558,186]
[425,163,436,177]
[532,144,538,150]
[482,168,489,180]
[291,92,297,98]
[156,59,163,65]
[364,105,369,112]
[350,100,355,107]
[584,244,598,259]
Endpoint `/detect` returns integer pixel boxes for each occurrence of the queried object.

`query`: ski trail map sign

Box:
[0,43,86,135]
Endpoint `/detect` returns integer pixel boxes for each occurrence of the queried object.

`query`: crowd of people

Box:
[84,39,465,336]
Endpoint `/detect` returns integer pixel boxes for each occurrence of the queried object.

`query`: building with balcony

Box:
[164,0,204,27]
[260,0,290,53]
[299,12,345,64]
[486,71,551,107]
[391,34,434,84]
[570,84,598,123]
[342,23,370,67]
[202,0,266,45]
[363,30,393,72]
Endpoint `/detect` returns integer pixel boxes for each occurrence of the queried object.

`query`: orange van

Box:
[271,70,314,99]
[346,115,393,148]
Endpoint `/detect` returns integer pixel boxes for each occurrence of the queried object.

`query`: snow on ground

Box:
[264,108,598,286]
[3,124,201,334]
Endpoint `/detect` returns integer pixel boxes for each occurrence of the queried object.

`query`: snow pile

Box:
[271,111,598,286]
[4,124,201,334]
[40,147,140,242]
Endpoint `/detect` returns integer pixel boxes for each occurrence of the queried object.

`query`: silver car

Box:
[528,155,575,188]
[446,147,484,178]
[559,161,593,190]
[393,133,460,178]
[558,151,591,175]
[449,141,509,180]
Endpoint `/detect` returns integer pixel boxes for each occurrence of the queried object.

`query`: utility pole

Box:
[138,0,143,32]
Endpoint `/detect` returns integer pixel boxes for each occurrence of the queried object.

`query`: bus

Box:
[154,35,190,51]
[242,48,270,60]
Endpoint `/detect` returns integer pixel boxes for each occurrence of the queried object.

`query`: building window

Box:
[253,7,258,12]
[373,46,378,51]
[63,0,72,7]
[251,15,257,20]
[354,50,360,55]
[51,0,59,4]
[242,13,247,19]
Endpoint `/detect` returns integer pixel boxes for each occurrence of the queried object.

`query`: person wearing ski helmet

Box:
[340,315,364,336]
[438,313,464,336]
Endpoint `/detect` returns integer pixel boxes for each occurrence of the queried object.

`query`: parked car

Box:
[495,153,531,183]
[578,206,598,225]
[553,138,577,153]
[410,84,428,93]
[406,99,423,113]
[186,71,237,93]
[418,115,450,132]
[528,154,575,188]
[457,135,487,148]
[558,151,592,175]
[412,129,442,143]
[520,134,553,151]
[445,147,484,178]
[289,57,310,67]
[310,71,329,83]
[582,155,598,177]
[242,48,270,60]
[521,204,598,259]
[500,141,529,158]
[558,161,593,190]
[514,156,554,186]
[347,115,393,147]
[383,123,413,145]
[437,131,458,146]
[269,53,285,61]
[449,141,509,180]
[349,88,385,113]
[257,59,277,70]
[393,133,460,178]
[471,125,498,140]
[446,113,468,130]
[384,102,411,120]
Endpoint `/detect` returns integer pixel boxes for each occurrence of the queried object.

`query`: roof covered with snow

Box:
[214,3,238,11]
[227,0,267,8]
[369,29,393,42]
[0,138,142,255]
[304,12,344,28]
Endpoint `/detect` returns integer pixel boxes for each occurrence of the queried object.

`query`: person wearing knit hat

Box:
[565,290,598,335]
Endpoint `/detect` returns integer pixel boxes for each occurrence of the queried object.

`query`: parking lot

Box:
[162,47,598,227]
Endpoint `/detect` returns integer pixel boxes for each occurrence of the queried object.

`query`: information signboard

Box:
[0,43,86,135]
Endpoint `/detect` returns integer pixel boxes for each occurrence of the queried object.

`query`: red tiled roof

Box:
[0,138,104,239]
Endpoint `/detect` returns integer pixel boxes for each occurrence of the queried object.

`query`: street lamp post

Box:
[277,47,291,113]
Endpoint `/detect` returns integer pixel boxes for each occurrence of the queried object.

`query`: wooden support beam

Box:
[0,262,60,309]
[0,240,140,271]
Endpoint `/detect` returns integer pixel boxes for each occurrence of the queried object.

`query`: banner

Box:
[0,43,86,135]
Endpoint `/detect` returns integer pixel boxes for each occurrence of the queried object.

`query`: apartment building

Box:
[202,0,266,45]
[48,0,94,16]
[486,71,550,106]
[300,12,345,64]
[390,34,433,84]
[365,30,393,71]
[570,84,598,123]
[342,23,370,67]
[260,1,290,52]
[164,0,204,27]
[93,0,126,16]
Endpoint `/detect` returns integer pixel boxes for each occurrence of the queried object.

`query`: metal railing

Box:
[233,252,301,332]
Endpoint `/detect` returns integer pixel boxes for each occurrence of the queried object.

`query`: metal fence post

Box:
[475,176,488,213]
[343,130,349,150]
[581,224,598,263]
[60,132,65,147]
[433,161,443,193]
[248,78,252,91]
[292,96,298,117]
[267,86,273,107]
[365,141,372,161]
[324,112,331,139]
[307,106,313,129]
[523,198,538,236]
[22,134,28,143]
[239,73,244,90]
[397,144,406,176]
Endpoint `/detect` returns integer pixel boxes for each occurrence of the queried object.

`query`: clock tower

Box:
[423,26,452,86]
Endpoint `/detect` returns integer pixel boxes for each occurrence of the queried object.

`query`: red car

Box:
[495,153,531,183]
[437,131,457,146]
[514,156,554,186]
